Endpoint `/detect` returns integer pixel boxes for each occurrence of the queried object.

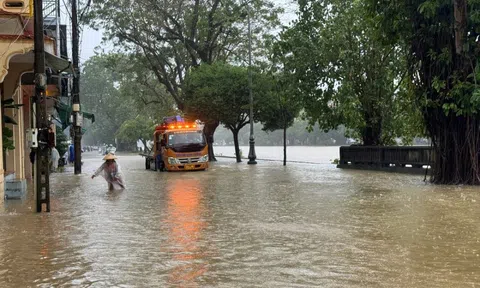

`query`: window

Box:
[5,1,24,8]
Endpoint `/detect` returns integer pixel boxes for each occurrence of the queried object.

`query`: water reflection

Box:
[0,153,479,287]
[163,177,208,286]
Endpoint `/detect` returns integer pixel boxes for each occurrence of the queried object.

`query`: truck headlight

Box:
[168,157,179,164]
[199,154,209,162]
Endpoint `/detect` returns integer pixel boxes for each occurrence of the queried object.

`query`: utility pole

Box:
[55,0,60,55]
[55,0,60,147]
[246,2,257,165]
[34,0,51,212]
[71,0,82,174]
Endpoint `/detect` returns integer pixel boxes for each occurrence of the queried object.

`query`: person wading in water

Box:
[91,154,126,190]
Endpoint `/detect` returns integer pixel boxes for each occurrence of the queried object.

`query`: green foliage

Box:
[116,115,157,153]
[2,127,14,151]
[56,131,69,158]
[278,0,422,145]
[372,0,480,117]
[81,54,134,145]
[372,0,480,184]
[87,0,283,108]
[256,71,301,133]
[2,98,24,150]
[81,54,175,148]
[185,62,252,130]
[184,62,272,162]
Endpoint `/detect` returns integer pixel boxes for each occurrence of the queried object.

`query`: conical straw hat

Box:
[103,153,117,161]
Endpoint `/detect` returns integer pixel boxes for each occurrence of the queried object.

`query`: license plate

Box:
[185,164,194,170]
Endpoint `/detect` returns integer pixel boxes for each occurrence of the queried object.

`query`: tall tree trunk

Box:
[203,121,218,161]
[453,0,467,56]
[362,116,382,146]
[232,129,241,163]
[427,0,474,184]
[283,125,287,166]
[430,114,480,184]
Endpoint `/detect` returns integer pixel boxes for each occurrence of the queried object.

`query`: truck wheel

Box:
[145,158,150,170]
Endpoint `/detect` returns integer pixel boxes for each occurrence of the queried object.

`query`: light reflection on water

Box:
[0,150,478,287]
[164,177,208,286]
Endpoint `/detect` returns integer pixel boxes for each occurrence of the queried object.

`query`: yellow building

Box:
[0,0,72,200]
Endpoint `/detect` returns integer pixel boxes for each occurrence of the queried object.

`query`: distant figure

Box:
[63,151,69,164]
[68,144,75,164]
[91,154,126,190]
[50,146,60,172]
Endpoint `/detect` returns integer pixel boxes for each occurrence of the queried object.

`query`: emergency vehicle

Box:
[144,116,209,171]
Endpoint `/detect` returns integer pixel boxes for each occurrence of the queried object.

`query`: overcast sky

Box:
[79,27,104,63]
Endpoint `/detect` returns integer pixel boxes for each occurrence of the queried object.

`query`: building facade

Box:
[0,0,72,200]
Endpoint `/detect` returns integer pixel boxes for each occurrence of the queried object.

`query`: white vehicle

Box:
[106,146,117,155]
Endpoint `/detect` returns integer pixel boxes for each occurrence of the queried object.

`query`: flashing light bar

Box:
[158,123,198,131]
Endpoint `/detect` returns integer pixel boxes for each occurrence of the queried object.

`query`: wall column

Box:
[13,87,24,179]
[0,85,4,202]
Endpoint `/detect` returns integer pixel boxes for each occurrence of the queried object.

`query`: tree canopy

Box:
[87,0,282,107]
[86,0,283,159]
[184,62,271,162]
[277,0,422,145]
[81,54,175,149]
[372,0,480,184]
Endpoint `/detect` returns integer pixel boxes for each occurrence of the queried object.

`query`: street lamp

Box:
[246,1,257,165]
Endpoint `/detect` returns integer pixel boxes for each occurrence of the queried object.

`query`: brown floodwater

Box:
[0,150,479,287]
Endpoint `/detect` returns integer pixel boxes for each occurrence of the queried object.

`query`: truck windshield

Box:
[167,131,205,147]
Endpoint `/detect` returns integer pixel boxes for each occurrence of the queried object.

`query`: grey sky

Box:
[79,27,104,63]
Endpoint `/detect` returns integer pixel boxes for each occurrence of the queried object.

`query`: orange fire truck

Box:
[144,116,209,171]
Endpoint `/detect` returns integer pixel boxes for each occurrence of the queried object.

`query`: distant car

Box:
[105,147,117,155]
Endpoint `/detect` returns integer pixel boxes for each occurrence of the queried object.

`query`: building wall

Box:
[0,86,4,201]
[14,87,24,179]
[0,28,57,199]
[3,63,31,180]
[22,85,33,180]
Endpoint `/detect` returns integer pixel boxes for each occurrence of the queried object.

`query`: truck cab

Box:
[147,117,209,171]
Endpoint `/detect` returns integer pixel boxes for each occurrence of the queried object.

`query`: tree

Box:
[87,0,282,160]
[278,0,422,146]
[81,54,175,148]
[116,115,156,154]
[257,73,301,166]
[81,55,136,146]
[372,0,480,184]
[2,98,23,151]
[184,62,270,162]
[214,121,349,146]
[56,131,69,161]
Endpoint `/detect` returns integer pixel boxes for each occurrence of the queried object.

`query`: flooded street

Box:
[0,150,479,287]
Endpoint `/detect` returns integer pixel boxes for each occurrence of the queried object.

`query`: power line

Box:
[0,18,32,60]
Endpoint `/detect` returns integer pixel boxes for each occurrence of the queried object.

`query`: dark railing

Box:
[338,146,434,174]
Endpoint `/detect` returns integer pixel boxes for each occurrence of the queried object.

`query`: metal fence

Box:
[338,146,434,169]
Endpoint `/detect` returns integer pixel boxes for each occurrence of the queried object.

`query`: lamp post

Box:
[246,1,257,165]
